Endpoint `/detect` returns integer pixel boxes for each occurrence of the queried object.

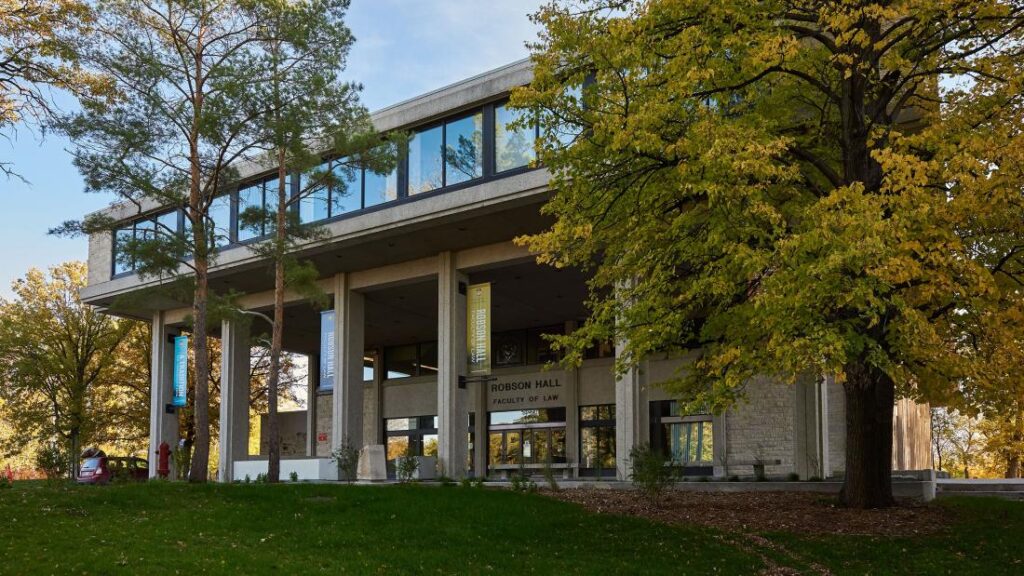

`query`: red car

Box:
[77,456,149,484]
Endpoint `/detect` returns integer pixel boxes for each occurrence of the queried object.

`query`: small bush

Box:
[510,471,536,493]
[396,455,419,483]
[808,475,823,482]
[542,459,560,492]
[331,440,360,483]
[289,471,299,483]
[255,473,268,484]
[35,443,68,482]
[629,443,677,499]
[460,476,472,488]
[728,475,741,482]
[787,472,800,482]
[172,444,192,481]
[244,474,251,484]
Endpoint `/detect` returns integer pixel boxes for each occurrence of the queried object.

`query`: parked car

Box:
[77,456,149,484]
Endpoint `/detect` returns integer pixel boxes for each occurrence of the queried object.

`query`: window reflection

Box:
[238,183,264,240]
[580,404,616,476]
[408,125,443,194]
[487,408,566,467]
[207,195,232,247]
[331,160,361,215]
[495,104,535,172]
[444,112,483,185]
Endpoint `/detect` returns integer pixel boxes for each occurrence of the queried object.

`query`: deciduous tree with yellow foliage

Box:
[514,0,1024,507]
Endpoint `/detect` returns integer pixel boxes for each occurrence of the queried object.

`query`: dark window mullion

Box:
[482,104,496,178]
[440,123,447,187]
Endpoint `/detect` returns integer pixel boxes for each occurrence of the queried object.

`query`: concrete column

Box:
[438,251,469,479]
[331,273,365,452]
[713,411,728,478]
[473,375,487,478]
[614,354,645,481]
[306,354,318,456]
[218,318,250,482]
[819,377,831,477]
[368,349,384,445]
[563,320,580,479]
[794,377,825,479]
[148,312,179,479]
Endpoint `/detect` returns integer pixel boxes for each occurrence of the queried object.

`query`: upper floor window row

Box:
[111,99,539,278]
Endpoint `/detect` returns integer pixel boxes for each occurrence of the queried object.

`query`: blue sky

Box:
[0,0,543,298]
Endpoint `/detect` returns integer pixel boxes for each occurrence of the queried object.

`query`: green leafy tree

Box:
[55,0,289,482]
[0,263,135,477]
[0,0,110,178]
[513,0,1024,507]
[240,0,399,482]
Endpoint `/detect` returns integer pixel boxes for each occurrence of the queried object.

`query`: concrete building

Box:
[80,59,933,482]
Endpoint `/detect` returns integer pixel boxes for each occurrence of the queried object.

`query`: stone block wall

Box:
[723,377,796,478]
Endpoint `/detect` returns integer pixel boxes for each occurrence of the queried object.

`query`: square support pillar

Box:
[306,354,319,456]
[438,251,469,479]
[614,355,645,481]
[218,318,251,482]
[794,376,825,479]
[148,312,179,479]
[331,273,365,453]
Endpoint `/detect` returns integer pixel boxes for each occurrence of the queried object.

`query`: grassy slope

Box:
[2,482,1021,575]
[766,496,1024,576]
[0,482,759,575]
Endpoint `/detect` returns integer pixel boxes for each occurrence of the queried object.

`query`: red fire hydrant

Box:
[157,442,171,479]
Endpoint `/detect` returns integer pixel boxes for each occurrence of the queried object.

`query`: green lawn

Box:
[0,482,1020,575]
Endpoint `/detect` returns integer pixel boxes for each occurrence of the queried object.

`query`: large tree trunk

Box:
[189,262,211,482]
[1007,409,1023,479]
[266,147,287,484]
[839,362,895,508]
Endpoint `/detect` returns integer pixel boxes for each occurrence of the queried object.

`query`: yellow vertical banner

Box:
[467,282,491,375]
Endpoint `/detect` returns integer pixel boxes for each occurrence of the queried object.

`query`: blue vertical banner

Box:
[172,335,188,407]
[320,310,335,390]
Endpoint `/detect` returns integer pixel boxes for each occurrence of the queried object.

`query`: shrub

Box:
[289,471,299,483]
[728,475,741,482]
[172,444,192,481]
[510,471,537,493]
[331,440,360,483]
[629,443,676,499]
[787,472,800,482]
[255,473,268,484]
[35,443,68,482]
[396,454,419,483]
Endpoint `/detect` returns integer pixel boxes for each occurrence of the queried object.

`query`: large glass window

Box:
[492,326,563,368]
[383,341,438,379]
[495,104,536,172]
[580,405,616,477]
[237,182,265,241]
[488,408,567,467]
[207,194,232,247]
[650,400,713,472]
[112,209,180,276]
[408,125,443,194]
[113,226,134,275]
[444,112,483,185]
[385,415,439,477]
[331,160,362,215]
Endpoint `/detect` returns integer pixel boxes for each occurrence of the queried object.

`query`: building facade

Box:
[80,59,932,482]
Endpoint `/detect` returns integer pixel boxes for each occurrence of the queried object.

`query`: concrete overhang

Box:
[81,167,553,315]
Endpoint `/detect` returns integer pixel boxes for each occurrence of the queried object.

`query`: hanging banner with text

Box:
[172,336,188,407]
[320,310,335,390]
[467,282,491,375]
